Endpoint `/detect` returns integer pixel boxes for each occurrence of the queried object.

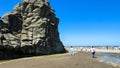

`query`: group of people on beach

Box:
[70,46,96,58]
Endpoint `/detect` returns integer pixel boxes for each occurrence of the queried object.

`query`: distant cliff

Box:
[0,0,65,57]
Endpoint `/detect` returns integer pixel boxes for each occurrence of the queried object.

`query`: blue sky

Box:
[0,0,120,46]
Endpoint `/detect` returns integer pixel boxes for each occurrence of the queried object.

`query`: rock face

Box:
[0,0,65,56]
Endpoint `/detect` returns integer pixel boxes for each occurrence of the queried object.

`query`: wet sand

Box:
[0,52,119,68]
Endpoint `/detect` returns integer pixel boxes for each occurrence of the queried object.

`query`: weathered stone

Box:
[0,0,65,56]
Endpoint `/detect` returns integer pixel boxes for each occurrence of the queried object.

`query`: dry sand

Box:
[95,49,120,53]
[0,52,119,68]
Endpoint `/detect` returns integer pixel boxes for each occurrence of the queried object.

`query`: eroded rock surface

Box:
[0,0,65,56]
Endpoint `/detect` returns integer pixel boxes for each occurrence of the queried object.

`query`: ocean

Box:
[97,52,120,65]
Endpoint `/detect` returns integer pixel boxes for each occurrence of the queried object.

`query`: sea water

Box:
[97,52,120,65]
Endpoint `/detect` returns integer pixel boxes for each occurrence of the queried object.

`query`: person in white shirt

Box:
[80,46,83,52]
[91,46,95,58]
[70,46,75,56]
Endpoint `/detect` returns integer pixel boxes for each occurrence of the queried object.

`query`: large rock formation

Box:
[0,0,65,56]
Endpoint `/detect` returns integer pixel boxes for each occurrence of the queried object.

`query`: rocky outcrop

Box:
[0,0,65,56]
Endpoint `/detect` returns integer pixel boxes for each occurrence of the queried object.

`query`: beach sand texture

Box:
[0,52,119,68]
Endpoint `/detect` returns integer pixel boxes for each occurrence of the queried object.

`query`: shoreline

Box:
[97,57,120,67]
[95,49,120,53]
[0,52,119,68]
[66,47,120,67]
[95,49,120,67]
[65,47,120,53]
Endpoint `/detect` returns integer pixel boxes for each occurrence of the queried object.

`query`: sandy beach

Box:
[95,49,120,53]
[0,52,119,68]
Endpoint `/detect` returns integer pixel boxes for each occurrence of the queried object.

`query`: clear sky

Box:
[0,0,120,46]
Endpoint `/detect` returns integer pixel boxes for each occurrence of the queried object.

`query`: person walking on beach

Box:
[70,46,75,56]
[80,46,83,52]
[91,46,95,58]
